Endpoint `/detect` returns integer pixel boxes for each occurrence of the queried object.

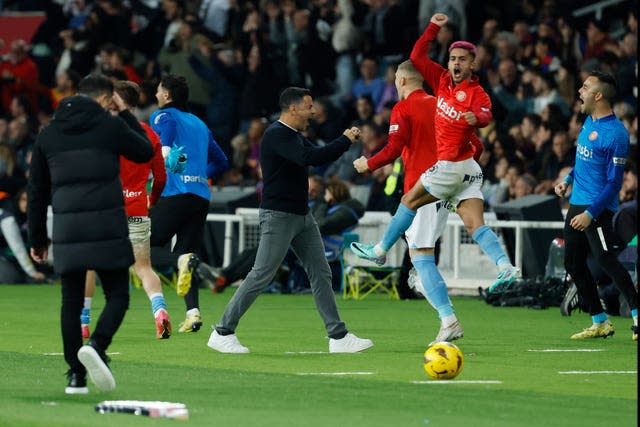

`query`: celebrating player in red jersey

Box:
[351,14,519,295]
[117,81,172,339]
[353,60,484,343]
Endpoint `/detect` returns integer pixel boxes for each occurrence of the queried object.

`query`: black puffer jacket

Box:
[28,96,153,273]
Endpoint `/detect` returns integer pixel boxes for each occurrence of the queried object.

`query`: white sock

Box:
[148,292,163,301]
[373,244,387,256]
[83,297,92,309]
[441,314,458,327]
[186,308,200,317]
[634,316,638,327]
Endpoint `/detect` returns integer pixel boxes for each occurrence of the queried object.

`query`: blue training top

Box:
[150,107,228,201]
[565,114,628,218]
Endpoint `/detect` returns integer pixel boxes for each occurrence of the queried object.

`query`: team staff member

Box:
[554,71,638,341]
[354,60,484,344]
[351,13,519,294]
[28,74,153,394]
[207,87,373,354]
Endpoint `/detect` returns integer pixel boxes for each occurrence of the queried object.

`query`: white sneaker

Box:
[429,321,464,346]
[77,345,115,391]
[207,330,250,353]
[329,332,373,353]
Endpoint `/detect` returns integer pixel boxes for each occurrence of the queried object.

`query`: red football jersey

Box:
[119,122,166,217]
[367,90,437,192]
[410,22,492,162]
[366,90,484,193]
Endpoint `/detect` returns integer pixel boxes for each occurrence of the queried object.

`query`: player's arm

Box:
[206,132,230,179]
[150,112,177,159]
[149,136,167,206]
[467,91,493,128]
[365,108,410,172]
[469,132,483,162]
[584,134,628,219]
[26,141,51,256]
[278,127,357,167]
[410,17,447,94]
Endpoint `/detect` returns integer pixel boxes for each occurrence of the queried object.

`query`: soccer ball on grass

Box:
[423,341,464,380]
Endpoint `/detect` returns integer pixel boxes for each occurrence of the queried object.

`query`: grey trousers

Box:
[216,209,348,339]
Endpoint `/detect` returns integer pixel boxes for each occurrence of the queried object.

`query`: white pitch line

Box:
[296,372,375,376]
[411,380,502,384]
[42,352,122,356]
[559,371,637,375]
[528,349,604,352]
[284,351,327,355]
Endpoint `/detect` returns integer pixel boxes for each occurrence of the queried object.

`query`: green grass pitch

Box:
[0,284,636,426]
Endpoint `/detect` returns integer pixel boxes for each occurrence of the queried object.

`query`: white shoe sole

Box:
[329,340,374,353]
[207,332,250,353]
[65,386,88,394]
[77,346,115,391]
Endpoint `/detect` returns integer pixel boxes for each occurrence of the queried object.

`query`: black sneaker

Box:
[560,283,579,316]
[65,370,88,394]
[632,325,638,341]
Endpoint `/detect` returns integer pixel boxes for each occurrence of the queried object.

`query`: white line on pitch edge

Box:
[559,371,637,374]
[528,349,604,352]
[297,372,375,376]
[411,380,502,384]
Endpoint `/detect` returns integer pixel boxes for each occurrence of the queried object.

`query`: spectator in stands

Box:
[0,39,40,116]
[6,118,35,173]
[619,167,637,204]
[535,130,575,195]
[230,117,267,184]
[513,173,536,199]
[376,64,399,114]
[330,0,363,106]
[0,188,47,284]
[350,57,385,107]
[352,94,376,126]
[582,18,617,64]
[50,68,80,110]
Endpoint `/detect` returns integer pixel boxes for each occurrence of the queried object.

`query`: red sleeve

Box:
[470,132,483,162]
[409,23,446,95]
[470,89,492,128]
[145,125,166,206]
[367,105,410,171]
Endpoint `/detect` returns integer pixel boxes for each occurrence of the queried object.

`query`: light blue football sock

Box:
[80,308,91,325]
[472,225,510,267]
[592,312,608,324]
[631,308,638,318]
[150,293,167,317]
[413,254,454,319]
[380,204,417,251]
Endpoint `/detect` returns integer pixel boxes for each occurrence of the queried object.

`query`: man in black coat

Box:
[28,74,153,394]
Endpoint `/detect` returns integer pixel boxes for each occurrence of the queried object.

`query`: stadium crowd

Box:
[0,0,637,283]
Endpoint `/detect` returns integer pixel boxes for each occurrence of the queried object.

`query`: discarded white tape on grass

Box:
[296,372,375,376]
[559,370,637,375]
[42,352,122,356]
[528,349,604,352]
[411,380,502,384]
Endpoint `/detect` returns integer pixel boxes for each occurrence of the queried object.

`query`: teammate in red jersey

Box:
[117,80,172,339]
[353,60,485,343]
[351,14,519,294]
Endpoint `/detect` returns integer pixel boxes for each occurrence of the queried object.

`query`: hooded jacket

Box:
[28,95,153,273]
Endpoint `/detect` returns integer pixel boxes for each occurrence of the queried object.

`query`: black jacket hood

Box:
[52,95,109,133]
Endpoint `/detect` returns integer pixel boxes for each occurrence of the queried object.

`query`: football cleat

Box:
[570,320,615,339]
[349,242,386,266]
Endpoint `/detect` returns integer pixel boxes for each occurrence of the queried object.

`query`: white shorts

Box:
[128,216,151,260]
[405,201,451,249]
[419,158,484,206]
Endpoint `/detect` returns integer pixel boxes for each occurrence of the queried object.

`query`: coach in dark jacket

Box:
[28,74,153,394]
